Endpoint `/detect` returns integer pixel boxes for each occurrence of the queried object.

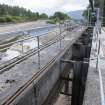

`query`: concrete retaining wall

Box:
[9,40,74,105]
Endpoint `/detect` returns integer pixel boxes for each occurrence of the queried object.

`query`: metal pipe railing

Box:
[0,22,81,105]
[0,23,70,71]
[0,25,59,46]
[0,28,59,52]
[0,29,66,74]
[93,15,105,105]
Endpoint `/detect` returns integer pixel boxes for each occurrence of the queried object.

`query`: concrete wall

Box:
[9,40,73,105]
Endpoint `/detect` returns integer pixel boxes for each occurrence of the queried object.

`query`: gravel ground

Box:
[0,20,48,42]
[0,20,46,33]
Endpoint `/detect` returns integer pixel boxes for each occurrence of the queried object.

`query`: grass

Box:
[46,20,56,24]
[0,16,37,23]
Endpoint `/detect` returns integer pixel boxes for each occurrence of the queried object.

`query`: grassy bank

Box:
[0,15,37,23]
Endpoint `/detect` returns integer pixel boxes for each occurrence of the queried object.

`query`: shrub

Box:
[0,17,6,22]
[46,20,56,24]
[5,15,13,22]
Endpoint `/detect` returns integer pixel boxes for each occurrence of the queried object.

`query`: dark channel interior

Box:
[71,27,93,105]
[43,27,94,105]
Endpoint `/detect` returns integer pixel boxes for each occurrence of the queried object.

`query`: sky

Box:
[0,0,89,15]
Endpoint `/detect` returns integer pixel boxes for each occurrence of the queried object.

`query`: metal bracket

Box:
[61,76,72,81]
[60,92,72,96]
[60,59,89,64]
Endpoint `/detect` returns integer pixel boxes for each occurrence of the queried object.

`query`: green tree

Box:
[49,12,70,23]
[53,12,69,20]
[39,13,48,19]
[0,4,43,22]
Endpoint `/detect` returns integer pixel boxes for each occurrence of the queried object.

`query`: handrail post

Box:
[87,8,90,27]
[37,36,40,69]
[22,40,24,53]
[59,24,62,49]
[21,32,25,54]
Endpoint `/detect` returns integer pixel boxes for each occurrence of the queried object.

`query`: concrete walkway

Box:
[83,28,105,105]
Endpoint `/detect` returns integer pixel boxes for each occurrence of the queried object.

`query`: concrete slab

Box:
[83,28,105,105]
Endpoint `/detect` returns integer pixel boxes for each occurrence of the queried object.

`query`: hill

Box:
[68,10,84,20]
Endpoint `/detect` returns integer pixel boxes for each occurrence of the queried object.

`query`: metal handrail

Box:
[0,25,81,105]
[0,30,66,74]
[0,28,59,52]
[0,26,60,47]
[0,21,70,71]
[94,20,105,105]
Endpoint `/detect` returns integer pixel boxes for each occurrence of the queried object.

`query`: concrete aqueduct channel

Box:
[0,26,93,105]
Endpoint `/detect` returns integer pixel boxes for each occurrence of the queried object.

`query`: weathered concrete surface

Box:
[83,29,105,105]
[0,27,85,105]
[43,28,91,105]
[53,94,71,105]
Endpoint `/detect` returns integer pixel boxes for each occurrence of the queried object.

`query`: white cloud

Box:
[0,0,89,15]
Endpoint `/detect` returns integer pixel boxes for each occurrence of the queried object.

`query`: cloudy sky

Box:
[0,0,89,15]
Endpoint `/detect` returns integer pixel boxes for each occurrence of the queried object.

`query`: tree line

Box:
[0,4,70,23]
[0,4,48,22]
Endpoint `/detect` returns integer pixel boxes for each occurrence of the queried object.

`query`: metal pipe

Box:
[0,29,58,47]
[0,31,66,74]
[93,10,105,105]
[0,29,58,52]
[37,36,40,69]
[0,24,75,73]
[59,24,62,48]
[0,29,66,67]
[21,41,24,54]
[87,8,90,26]
[89,0,94,11]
